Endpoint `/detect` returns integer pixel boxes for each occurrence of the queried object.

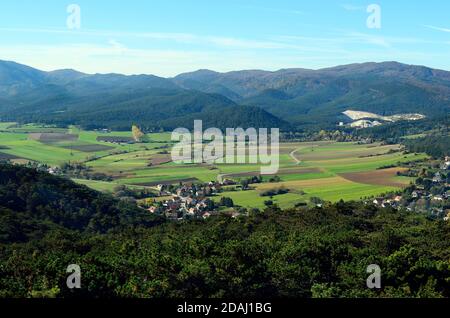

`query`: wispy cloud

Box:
[1,24,449,76]
[345,32,391,48]
[0,40,328,76]
[0,27,296,50]
[278,32,429,49]
[0,26,437,52]
[423,25,450,33]
[2,40,449,77]
[340,4,365,11]
[240,5,304,15]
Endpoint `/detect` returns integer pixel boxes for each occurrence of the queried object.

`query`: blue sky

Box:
[0,0,449,76]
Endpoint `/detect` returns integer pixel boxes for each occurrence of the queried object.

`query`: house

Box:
[147,206,157,214]
[164,210,178,220]
[187,207,197,215]
[196,201,208,209]
[202,212,211,219]
[373,198,383,205]
[186,197,196,205]
[222,179,236,186]
[444,210,450,221]
[411,191,420,199]
[382,199,393,208]
[433,172,442,183]
[196,190,205,198]
[168,201,181,210]
[231,212,241,219]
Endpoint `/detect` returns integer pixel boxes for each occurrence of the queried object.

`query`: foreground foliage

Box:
[0,164,449,298]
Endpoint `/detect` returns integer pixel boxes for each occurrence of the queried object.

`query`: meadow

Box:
[0,123,426,208]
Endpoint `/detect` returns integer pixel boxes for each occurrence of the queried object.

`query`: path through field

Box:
[289,148,302,164]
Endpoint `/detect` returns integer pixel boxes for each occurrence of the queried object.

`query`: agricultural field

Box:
[0,123,173,166]
[0,123,427,208]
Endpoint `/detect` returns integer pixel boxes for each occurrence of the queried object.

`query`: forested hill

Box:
[158,105,291,130]
[0,164,449,298]
[1,60,450,130]
[173,62,450,126]
[0,60,287,131]
[0,164,160,243]
[356,115,449,158]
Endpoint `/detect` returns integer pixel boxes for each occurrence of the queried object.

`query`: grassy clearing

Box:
[0,122,16,131]
[72,178,152,192]
[3,123,68,133]
[72,179,119,192]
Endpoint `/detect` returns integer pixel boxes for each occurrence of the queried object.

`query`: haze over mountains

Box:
[0,60,449,130]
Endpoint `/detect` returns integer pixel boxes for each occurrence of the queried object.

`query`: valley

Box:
[0,122,426,210]
[2,1,450,301]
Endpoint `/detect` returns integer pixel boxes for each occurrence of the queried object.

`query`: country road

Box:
[289,148,302,165]
[217,147,303,183]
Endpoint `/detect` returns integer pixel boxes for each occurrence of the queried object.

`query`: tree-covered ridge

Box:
[357,115,449,142]
[1,60,450,131]
[353,115,449,158]
[0,164,161,243]
[0,164,449,298]
[404,135,450,158]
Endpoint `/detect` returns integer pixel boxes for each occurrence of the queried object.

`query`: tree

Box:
[219,197,234,208]
[132,125,144,142]
[310,197,324,206]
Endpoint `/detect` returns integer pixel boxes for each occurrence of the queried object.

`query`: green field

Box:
[0,123,426,208]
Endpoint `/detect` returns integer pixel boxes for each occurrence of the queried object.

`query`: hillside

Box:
[0,164,449,298]
[0,60,449,130]
[174,62,450,127]
[158,105,291,130]
[0,61,287,130]
[0,164,159,243]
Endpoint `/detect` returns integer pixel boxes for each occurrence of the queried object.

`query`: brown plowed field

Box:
[339,168,409,187]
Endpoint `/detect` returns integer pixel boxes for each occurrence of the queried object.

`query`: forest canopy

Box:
[0,164,449,298]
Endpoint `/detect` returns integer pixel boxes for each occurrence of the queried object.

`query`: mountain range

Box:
[0,60,449,130]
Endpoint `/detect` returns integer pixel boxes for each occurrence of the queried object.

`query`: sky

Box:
[0,0,450,77]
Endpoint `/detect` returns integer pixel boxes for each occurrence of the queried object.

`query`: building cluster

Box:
[368,157,450,220]
[148,181,238,221]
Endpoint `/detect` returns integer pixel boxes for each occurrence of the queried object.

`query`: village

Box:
[15,149,449,222]
[49,156,450,222]
[144,178,242,221]
[143,157,450,222]
[368,157,450,220]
